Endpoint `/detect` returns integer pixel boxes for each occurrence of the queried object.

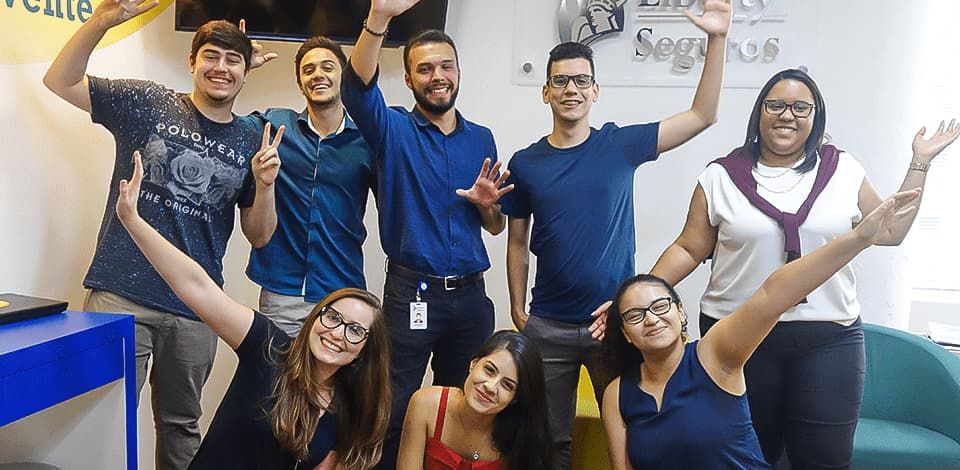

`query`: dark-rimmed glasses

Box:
[621,297,675,325]
[547,74,595,89]
[319,305,369,344]
[763,99,815,118]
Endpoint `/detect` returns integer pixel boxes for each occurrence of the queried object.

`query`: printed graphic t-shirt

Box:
[85,77,260,320]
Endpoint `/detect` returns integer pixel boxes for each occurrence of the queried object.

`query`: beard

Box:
[300,83,340,108]
[412,83,459,115]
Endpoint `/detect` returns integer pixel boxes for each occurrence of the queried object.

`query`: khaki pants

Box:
[85,290,217,470]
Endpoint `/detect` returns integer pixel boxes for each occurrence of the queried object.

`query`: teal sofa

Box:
[853,323,960,469]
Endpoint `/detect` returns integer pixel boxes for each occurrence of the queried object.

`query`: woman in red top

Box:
[396,331,554,469]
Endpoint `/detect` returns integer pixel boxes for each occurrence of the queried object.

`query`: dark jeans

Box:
[376,270,495,470]
[701,313,865,470]
[523,315,611,470]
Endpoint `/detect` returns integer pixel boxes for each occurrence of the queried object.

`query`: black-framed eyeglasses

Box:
[621,297,675,325]
[547,74,595,89]
[319,305,369,344]
[763,99,815,118]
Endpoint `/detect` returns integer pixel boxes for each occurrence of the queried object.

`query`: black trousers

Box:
[701,313,865,470]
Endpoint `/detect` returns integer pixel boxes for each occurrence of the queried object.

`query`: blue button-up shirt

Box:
[341,66,497,276]
[241,108,374,302]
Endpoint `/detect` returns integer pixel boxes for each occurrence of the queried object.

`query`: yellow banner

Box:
[0,0,171,64]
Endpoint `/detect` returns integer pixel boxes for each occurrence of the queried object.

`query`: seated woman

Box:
[116,152,391,469]
[600,189,920,470]
[396,331,554,470]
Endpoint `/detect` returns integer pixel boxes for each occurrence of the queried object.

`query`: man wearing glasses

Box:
[500,2,732,466]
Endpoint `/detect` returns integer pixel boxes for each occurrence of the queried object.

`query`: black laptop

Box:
[0,293,68,325]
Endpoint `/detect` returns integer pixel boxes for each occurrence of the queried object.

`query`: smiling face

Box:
[463,349,519,415]
[618,282,686,354]
[404,42,460,116]
[543,58,598,125]
[758,79,816,165]
[307,297,374,368]
[189,43,248,106]
[297,47,342,108]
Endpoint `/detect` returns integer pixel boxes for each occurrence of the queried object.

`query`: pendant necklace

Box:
[456,393,485,462]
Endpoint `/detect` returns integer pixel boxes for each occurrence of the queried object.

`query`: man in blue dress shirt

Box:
[341,1,514,467]
[241,36,375,336]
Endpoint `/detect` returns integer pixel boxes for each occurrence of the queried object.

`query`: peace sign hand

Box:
[252,123,284,187]
[455,158,514,209]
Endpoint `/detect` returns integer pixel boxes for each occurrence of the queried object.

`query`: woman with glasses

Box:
[647,68,959,468]
[395,331,554,470]
[115,152,391,469]
[602,189,920,469]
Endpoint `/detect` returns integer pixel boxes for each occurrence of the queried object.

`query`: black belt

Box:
[387,262,484,291]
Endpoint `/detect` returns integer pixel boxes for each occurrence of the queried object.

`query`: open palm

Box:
[684,0,732,37]
[912,119,960,163]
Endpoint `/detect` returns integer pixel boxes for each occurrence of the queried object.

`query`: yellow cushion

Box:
[571,367,611,469]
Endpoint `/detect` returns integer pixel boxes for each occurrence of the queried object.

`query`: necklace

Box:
[755,170,808,194]
[455,392,488,462]
[751,165,793,179]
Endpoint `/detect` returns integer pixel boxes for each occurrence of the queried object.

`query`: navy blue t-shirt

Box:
[619,342,769,469]
[341,65,497,276]
[189,312,337,469]
[500,122,658,323]
[85,77,260,319]
[241,109,374,302]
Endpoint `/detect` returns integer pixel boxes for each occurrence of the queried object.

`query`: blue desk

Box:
[0,311,136,469]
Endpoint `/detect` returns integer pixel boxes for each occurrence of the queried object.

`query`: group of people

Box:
[43,0,959,468]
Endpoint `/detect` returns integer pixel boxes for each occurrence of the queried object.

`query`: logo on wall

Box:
[559,0,629,45]
[0,0,171,64]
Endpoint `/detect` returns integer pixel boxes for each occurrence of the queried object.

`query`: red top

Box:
[424,388,503,470]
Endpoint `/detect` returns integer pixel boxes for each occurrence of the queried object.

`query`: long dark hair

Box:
[602,274,687,376]
[476,331,555,470]
[743,68,828,174]
[269,288,391,469]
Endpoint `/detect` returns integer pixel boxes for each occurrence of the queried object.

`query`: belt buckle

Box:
[443,275,461,291]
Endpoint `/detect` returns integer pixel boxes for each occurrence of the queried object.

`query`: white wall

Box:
[2,1,953,468]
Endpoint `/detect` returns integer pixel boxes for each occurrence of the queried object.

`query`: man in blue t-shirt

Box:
[240,36,375,336]
[499,3,732,467]
[341,1,514,467]
[44,4,279,468]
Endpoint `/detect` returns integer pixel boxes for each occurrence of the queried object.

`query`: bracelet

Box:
[362,19,388,38]
[909,160,930,172]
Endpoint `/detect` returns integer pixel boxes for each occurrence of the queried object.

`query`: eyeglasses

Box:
[547,74,595,89]
[319,305,369,344]
[763,99,815,118]
[621,297,675,325]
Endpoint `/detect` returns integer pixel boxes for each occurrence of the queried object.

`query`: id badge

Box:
[410,302,428,329]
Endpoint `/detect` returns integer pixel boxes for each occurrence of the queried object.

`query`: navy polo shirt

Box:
[341,65,497,277]
[241,108,374,302]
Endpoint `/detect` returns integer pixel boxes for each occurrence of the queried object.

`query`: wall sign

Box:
[514,0,799,88]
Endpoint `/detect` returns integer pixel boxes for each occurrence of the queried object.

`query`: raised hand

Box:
[239,19,279,70]
[370,0,422,19]
[117,151,145,222]
[252,123,285,187]
[455,158,514,209]
[855,189,921,245]
[684,0,732,37]
[92,0,159,28]
[912,119,960,164]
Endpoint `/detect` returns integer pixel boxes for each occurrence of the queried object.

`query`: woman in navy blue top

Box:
[600,189,920,469]
[116,152,391,469]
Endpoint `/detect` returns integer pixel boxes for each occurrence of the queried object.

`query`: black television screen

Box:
[175,0,448,47]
